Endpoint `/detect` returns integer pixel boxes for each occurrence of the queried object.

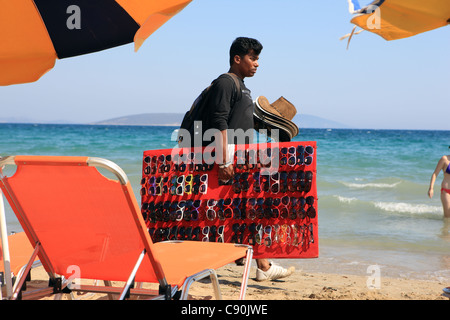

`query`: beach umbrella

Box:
[343,0,450,42]
[0,0,192,86]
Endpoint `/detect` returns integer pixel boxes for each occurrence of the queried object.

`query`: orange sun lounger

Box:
[0,155,253,300]
[0,232,40,299]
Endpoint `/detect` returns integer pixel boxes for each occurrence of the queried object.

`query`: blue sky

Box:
[1,0,449,130]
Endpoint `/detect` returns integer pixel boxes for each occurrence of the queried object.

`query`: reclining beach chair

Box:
[0,155,252,300]
[0,232,41,299]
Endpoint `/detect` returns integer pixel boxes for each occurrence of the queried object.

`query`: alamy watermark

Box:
[366,265,381,289]
[66,5,81,30]
[365,5,381,30]
[66,265,81,290]
[174,124,282,173]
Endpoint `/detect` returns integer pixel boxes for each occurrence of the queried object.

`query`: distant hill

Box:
[94,113,350,129]
[292,114,350,129]
[94,113,183,126]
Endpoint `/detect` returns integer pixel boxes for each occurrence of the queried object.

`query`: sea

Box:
[1,123,449,282]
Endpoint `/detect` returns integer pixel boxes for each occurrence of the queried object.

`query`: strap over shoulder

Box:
[219,72,242,101]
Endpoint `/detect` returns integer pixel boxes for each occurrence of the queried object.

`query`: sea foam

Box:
[341,181,401,189]
[373,201,442,215]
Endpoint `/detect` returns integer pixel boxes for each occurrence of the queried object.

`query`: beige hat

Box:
[256,96,297,121]
[253,96,299,142]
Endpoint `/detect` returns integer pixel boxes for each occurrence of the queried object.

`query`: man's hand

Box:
[218,164,234,181]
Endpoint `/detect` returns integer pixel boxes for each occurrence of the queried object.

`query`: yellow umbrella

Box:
[345,0,450,41]
[0,0,192,86]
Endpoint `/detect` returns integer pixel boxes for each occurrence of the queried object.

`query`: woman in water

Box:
[428,147,450,218]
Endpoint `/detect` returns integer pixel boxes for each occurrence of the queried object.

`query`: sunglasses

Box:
[246,197,263,220]
[174,163,187,172]
[252,171,261,193]
[290,224,299,246]
[184,174,193,195]
[296,146,314,166]
[171,175,185,196]
[304,197,316,218]
[281,146,296,155]
[176,226,185,240]
[143,155,156,164]
[254,171,269,192]
[143,165,157,175]
[209,225,218,242]
[194,163,214,172]
[280,146,296,167]
[233,149,257,171]
[270,172,280,194]
[231,223,247,244]
[248,223,257,245]
[247,149,258,170]
[217,225,225,243]
[168,202,178,222]
[280,224,291,246]
[235,149,246,170]
[206,199,218,221]
[152,228,165,242]
[273,224,281,244]
[303,171,313,193]
[309,223,314,244]
[157,154,171,163]
[191,226,200,241]
[258,148,271,168]
[287,171,298,192]
[232,197,243,219]
[306,206,316,219]
[168,225,178,240]
[233,172,250,194]
[260,198,280,219]
[178,226,193,241]
[183,199,201,222]
[202,226,210,242]
[186,151,195,162]
[174,201,187,221]
[199,174,208,194]
[222,197,241,219]
[280,171,288,193]
[254,224,263,245]
[263,225,272,247]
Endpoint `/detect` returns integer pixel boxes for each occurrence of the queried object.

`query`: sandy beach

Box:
[17,261,447,301]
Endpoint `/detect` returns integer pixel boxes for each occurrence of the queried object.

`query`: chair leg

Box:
[119,249,146,300]
[239,248,253,300]
[103,280,116,300]
[209,271,222,300]
[0,193,13,299]
[180,269,222,300]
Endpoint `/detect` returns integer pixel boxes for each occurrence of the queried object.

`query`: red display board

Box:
[141,141,318,259]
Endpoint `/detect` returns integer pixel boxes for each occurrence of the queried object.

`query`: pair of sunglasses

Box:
[231,223,247,244]
[202,225,225,242]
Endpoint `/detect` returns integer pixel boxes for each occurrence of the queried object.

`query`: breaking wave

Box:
[340,181,401,189]
[331,195,442,217]
[373,201,442,215]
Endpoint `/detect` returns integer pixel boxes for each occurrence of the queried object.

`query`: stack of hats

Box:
[253,96,299,142]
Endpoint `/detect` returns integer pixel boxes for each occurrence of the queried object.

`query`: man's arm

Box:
[215,129,234,181]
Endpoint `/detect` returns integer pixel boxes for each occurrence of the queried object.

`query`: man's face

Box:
[235,50,259,78]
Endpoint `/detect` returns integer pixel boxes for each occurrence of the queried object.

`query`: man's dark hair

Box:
[229,37,263,66]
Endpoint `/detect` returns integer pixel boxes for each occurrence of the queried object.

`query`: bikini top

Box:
[446,162,450,174]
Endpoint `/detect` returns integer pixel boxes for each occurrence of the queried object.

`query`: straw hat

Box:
[253,96,299,142]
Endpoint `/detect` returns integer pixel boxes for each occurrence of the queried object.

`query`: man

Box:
[200,37,294,281]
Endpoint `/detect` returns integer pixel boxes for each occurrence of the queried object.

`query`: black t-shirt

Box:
[200,74,254,145]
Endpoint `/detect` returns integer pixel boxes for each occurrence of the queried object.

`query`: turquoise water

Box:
[1,123,449,280]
